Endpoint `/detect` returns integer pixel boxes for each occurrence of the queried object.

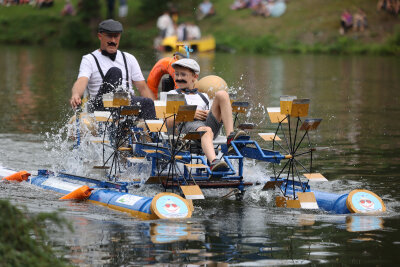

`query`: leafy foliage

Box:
[0,200,72,267]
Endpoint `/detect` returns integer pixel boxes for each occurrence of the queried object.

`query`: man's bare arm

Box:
[70,77,89,108]
[134,80,155,100]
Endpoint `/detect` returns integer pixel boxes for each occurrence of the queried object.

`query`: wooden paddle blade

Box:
[290,98,310,117]
[145,176,167,184]
[300,118,322,131]
[258,133,281,141]
[262,180,283,190]
[93,166,110,169]
[297,192,319,209]
[275,196,301,208]
[180,185,205,200]
[280,95,297,115]
[303,173,328,182]
[232,101,249,113]
[267,107,288,123]
[238,123,255,130]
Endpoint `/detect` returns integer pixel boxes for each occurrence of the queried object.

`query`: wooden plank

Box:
[118,147,132,151]
[290,99,310,117]
[184,164,208,169]
[303,173,328,182]
[258,133,281,141]
[146,120,167,133]
[262,180,283,190]
[180,185,205,200]
[142,149,164,154]
[297,192,319,209]
[267,107,287,123]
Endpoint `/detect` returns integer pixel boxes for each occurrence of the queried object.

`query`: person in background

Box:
[157,10,176,38]
[353,8,368,32]
[230,0,249,10]
[340,9,353,35]
[118,0,128,18]
[166,58,246,172]
[186,22,202,40]
[69,19,156,119]
[61,0,75,16]
[196,0,216,20]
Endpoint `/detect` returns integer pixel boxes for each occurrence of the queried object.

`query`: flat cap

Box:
[172,58,200,75]
[98,19,123,33]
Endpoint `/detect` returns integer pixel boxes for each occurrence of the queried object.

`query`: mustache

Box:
[175,79,187,83]
[107,42,117,46]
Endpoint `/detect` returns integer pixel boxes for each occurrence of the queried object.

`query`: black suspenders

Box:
[121,52,129,89]
[90,51,130,89]
[177,89,210,109]
[90,53,104,79]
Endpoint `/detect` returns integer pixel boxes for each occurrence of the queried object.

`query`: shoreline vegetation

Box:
[0,0,399,55]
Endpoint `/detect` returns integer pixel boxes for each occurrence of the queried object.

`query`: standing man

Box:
[70,19,156,119]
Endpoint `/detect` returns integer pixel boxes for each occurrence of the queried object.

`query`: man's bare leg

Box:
[210,91,234,136]
[197,126,216,162]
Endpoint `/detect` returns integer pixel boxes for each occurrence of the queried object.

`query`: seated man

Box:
[70,19,156,120]
[166,58,245,171]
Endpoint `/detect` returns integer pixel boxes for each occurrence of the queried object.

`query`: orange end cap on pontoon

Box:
[59,185,94,200]
[3,171,31,182]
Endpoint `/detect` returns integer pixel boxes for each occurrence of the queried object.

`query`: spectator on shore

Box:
[250,0,269,17]
[36,0,53,8]
[353,8,368,32]
[196,0,216,20]
[377,0,399,16]
[250,0,287,18]
[230,0,249,10]
[118,0,128,18]
[267,0,286,17]
[61,0,75,16]
[157,10,176,38]
[340,9,353,35]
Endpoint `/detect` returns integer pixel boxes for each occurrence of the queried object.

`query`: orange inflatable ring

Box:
[147,57,177,98]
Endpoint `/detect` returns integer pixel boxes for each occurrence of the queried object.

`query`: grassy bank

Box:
[0,0,399,55]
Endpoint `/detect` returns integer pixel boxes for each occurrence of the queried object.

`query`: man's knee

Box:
[215,90,229,100]
[142,97,155,108]
[198,126,214,137]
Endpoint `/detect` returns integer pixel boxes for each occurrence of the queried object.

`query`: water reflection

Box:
[346,215,384,232]
[149,221,205,244]
[0,47,399,265]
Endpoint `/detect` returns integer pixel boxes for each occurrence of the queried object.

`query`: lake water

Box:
[0,46,399,266]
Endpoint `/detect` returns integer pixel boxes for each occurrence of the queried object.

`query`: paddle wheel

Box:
[258,96,324,208]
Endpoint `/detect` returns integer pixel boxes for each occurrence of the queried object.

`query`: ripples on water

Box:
[0,49,399,265]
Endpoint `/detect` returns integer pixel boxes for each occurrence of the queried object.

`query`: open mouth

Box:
[175,79,187,84]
